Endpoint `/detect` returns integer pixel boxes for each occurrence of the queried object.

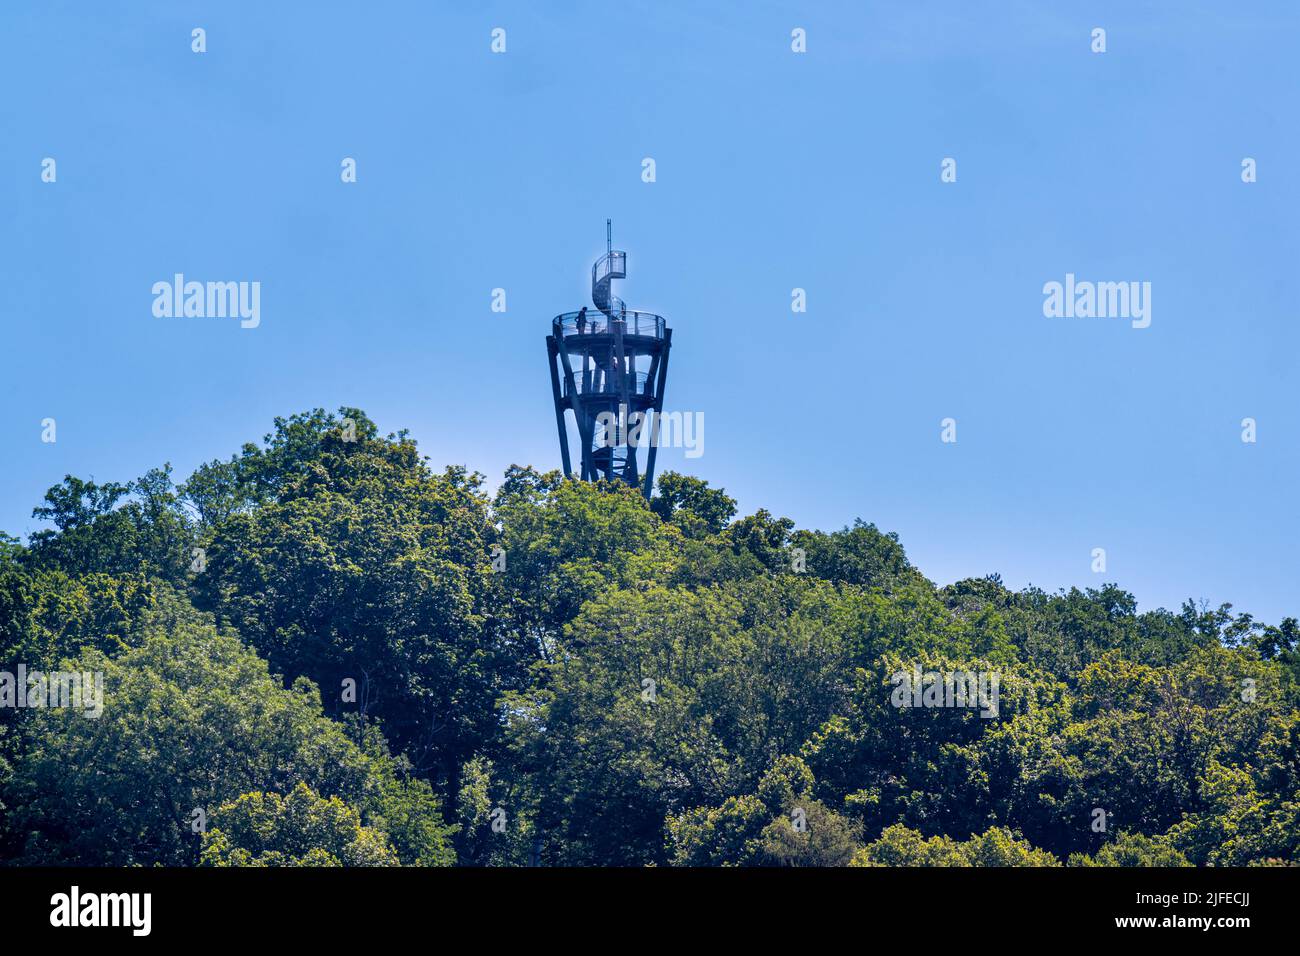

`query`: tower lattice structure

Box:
[545,225,672,499]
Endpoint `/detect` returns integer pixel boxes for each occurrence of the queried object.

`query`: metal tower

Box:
[546,222,673,499]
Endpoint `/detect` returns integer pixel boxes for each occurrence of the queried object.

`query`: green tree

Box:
[25,468,195,583]
[651,472,737,537]
[852,824,1059,866]
[200,783,399,867]
[669,756,860,866]
[1068,831,1191,867]
[0,614,453,866]
[192,409,499,787]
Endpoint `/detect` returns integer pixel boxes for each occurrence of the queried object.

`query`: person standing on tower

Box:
[576,306,587,334]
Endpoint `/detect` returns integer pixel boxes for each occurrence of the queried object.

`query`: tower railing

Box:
[566,369,651,398]
[553,311,665,339]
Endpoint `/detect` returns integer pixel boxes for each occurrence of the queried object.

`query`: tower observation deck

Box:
[545,224,673,499]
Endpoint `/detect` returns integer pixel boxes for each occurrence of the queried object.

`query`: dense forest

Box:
[1,407,1297,867]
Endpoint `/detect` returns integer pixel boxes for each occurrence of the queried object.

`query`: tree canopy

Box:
[1,407,1295,866]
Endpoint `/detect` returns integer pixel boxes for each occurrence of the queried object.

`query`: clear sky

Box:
[2,1,1297,622]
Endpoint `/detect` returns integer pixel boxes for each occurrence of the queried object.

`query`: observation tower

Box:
[545,222,673,499]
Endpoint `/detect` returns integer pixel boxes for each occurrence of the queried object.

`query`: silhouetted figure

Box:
[576,307,588,334]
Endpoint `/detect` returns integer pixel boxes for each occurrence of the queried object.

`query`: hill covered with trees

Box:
[1,407,1297,866]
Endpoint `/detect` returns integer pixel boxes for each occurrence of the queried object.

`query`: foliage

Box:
[0,612,452,866]
[1,406,1295,867]
[200,783,400,867]
[851,824,1060,866]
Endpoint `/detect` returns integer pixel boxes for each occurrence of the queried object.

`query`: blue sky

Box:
[2,1,1297,622]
